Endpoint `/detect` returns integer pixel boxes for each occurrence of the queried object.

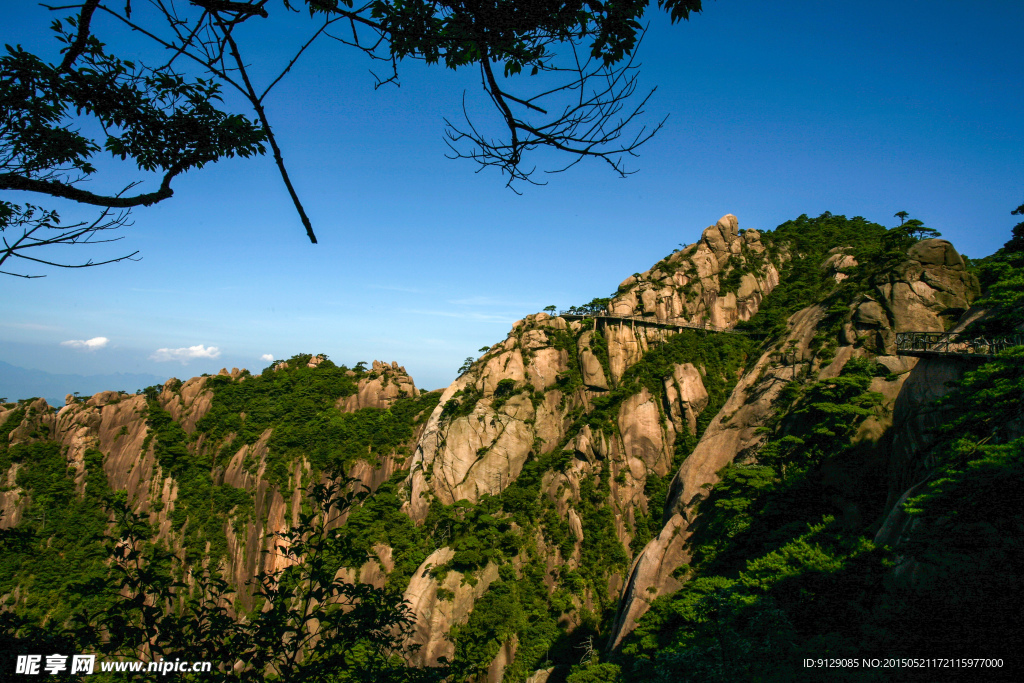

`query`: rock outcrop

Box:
[339,360,419,412]
[406,313,575,520]
[846,238,979,353]
[606,214,781,329]
[607,238,981,646]
[404,548,501,667]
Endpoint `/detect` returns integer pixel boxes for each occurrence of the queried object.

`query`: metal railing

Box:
[895,331,1024,358]
[556,311,746,335]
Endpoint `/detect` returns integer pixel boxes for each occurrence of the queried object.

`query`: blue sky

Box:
[2,0,1023,397]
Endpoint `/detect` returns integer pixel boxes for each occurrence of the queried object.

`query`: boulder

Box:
[580,349,609,390]
[716,213,739,239]
[907,238,964,269]
[855,301,888,327]
[86,390,123,407]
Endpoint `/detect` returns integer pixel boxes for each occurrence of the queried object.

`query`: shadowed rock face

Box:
[606,241,982,649]
[605,305,822,648]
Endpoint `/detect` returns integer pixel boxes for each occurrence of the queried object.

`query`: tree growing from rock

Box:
[900,218,941,241]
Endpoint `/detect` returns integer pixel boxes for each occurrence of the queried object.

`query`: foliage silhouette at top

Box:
[1,0,704,276]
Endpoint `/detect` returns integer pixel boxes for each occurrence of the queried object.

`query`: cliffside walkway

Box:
[556,315,1022,356]
[558,312,754,336]
[896,331,1024,359]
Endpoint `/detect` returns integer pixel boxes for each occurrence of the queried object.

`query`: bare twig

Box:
[1,201,139,278]
[215,12,318,243]
[443,27,664,188]
[260,15,343,102]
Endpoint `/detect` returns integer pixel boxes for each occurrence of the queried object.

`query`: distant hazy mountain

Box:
[0,360,165,407]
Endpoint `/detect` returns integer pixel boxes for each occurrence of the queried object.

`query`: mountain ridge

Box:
[3,211,1021,682]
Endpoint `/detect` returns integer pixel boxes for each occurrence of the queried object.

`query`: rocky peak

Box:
[405,313,573,519]
[845,239,979,353]
[606,213,782,329]
[339,360,419,413]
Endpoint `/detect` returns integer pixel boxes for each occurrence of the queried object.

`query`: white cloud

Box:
[260,353,274,362]
[61,336,109,350]
[150,344,221,363]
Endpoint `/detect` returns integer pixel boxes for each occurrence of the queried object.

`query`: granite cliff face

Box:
[608,236,981,648]
[1,214,991,682]
[2,374,294,596]
[606,214,781,330]
[0,359,425,606]
[340,360,419,412]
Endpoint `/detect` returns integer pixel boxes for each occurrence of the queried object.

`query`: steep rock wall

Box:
[606,214,782,329]
[0,365,425,609]
[608,240,979,647]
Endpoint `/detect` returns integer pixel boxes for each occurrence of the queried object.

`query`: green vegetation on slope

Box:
[3,208,1021,681]
[614,212,1024,682]
[970,202,1024,335]
[0,444,115,625]
[195,352,440,488]
[739,212,889,338]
